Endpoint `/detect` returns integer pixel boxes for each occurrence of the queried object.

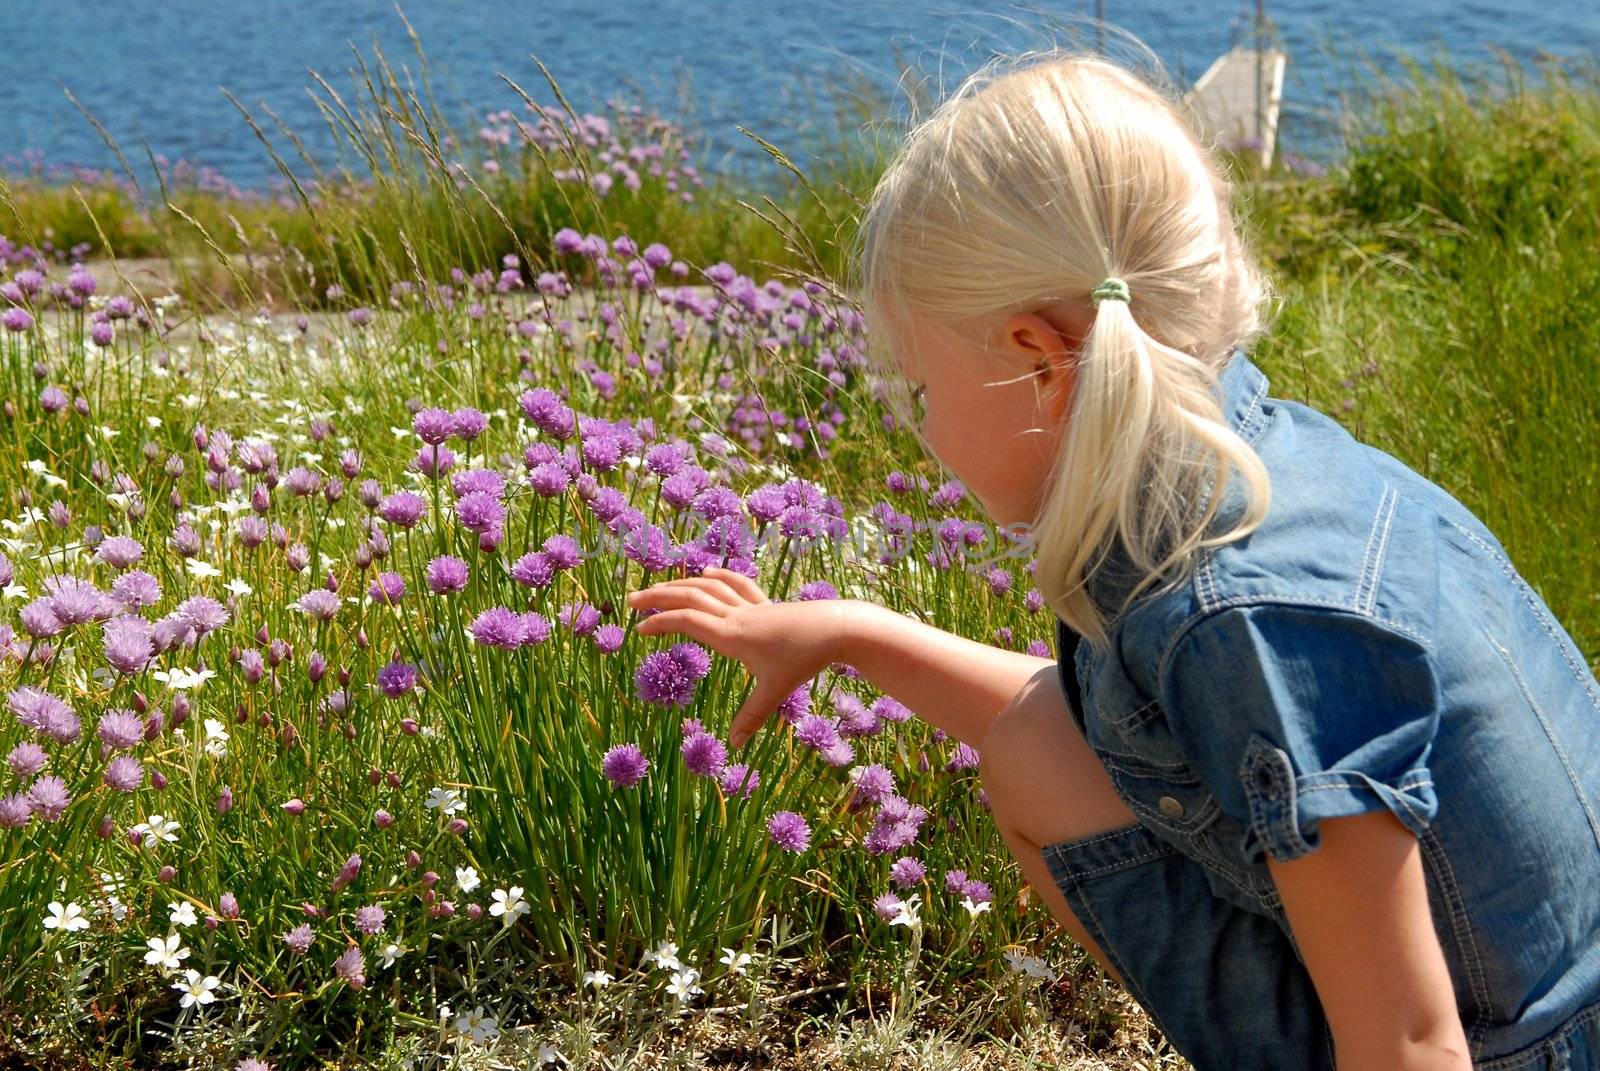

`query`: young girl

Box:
[624,50,1600,1071]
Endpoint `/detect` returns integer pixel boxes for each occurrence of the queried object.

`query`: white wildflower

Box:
[172,968,221,1007]
[144,932,190,972]
[719,947,754,975]
[132,813,181,845]
[43,901,89,934]
[489,886,529,927]
[666,967,703,1005]
[455,867,481,894]
[425,787,465,815]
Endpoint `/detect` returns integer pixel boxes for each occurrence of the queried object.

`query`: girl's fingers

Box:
[627,586,734,618]
[631,576,743,607]
[633,607,729,649]
[702,566,770,604]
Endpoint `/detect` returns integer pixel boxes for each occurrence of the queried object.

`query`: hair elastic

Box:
[1091,276,1131,305]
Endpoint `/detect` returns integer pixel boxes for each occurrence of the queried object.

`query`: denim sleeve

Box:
[1159,602,1441,865]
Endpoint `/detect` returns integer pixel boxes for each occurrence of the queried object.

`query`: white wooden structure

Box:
[1181,47,1288,169]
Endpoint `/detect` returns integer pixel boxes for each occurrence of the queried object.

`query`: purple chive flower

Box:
[218,892,240,920]
[872,696,913,724]
[426,555,469,594]
[681,732,728,778]
[519,612,552,647]
[452,407,488,441]
[601,743,649,788]
[27,775,71,821]
[634,643,712,707]
[411,444,456,479]
[102,616,154,675]
[455,492,505,534]
[946,743,981,772]
[104,755,144,793]
[592,624,625,654]
[767,811,811,853]
[468,607,523,649]
[559,602,602,635]
[450,468,506,499]
[528,462,571,497]
[793,715,842,753]
[0,793,31,828]
[19,599,62,639]
[795,580,839,601]
[719,763,760,798]
[964,879,994,904]
[873,893,905,921]
[177,595,229,634]
[510,551,556,588]
[849,764,896,805]
[944,869,970,895]
[890,857,927,889]
[296,589,340,621]
[412,408,456,445]
[7,741,48,779]
[367,572,406,605]
[541,534,583,570]
[645,442,689,476]
[284,924,314,955]
[775,686,812,725]
[377,492,428,528]
[376,660,419,699]
[354,904,386,936]
[518,387,577,440]
[820,740,856,767]
[96,708,145,750]
[110,570,161,610]
[2,307,34,333]
[44,577,115,626]
[94,535,144,569]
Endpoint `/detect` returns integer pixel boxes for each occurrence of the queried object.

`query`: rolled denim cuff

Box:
[1238,732,1438,865]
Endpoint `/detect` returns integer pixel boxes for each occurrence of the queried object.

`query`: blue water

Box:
[1,1,1596,196]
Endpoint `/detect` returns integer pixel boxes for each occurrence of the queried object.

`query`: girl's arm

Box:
[827,598,1053,749]
[625,568,1049,749]
[1268,809,1473,1071]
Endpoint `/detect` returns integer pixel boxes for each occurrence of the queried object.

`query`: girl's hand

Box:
[624,566,848,748]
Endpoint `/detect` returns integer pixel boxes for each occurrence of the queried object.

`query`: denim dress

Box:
[1044,346,1600,1070]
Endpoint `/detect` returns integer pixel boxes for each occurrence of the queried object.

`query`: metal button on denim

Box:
[1159,795,1185,819]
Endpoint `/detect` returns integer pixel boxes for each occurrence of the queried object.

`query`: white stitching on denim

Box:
[1356,484,1398,616]
[1444,517,1600,713]
[1041,824,1147,856]
[1238,370,1269,445]
[1161,597,1435,685]
[1421,822,1493,1053]
[1062,871,1148,1003]
[1111,698,1162,732]
[1472,993,1600,1071]
[1063,846,1179,882]
[1482,626,1600,853]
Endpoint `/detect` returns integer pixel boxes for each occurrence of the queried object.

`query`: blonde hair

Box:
[853,45,1276,651]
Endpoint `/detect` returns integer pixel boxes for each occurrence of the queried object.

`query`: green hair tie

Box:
[1091,276,1131,305]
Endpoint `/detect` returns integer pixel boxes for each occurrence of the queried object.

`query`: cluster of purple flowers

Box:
[634,642,712,708]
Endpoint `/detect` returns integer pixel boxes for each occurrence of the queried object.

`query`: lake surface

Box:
[2,1,1596,195]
